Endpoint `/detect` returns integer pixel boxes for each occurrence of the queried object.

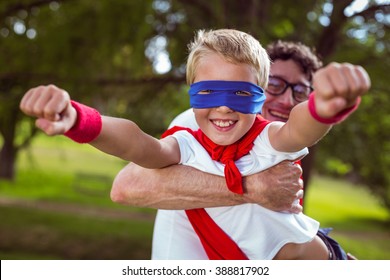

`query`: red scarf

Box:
[162,116,270,259]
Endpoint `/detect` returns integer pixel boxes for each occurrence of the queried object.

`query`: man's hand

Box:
[313,62,371,118]
[20,85,77,135]
[244,161,304,213]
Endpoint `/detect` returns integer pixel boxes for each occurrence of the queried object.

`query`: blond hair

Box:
[186,29,270,88]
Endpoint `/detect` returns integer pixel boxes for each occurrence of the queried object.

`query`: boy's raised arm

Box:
[90,116,180,168]
[20,85,180,168]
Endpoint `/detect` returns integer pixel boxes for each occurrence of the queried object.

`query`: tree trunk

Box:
[300,146,317,210]
[0,139,16,180]
[0,98,19,181]
[316,0,352,59]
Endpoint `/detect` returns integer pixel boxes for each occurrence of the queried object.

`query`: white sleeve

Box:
[251,123,308,164]
[170,131,225,176]
[169,109,199,130]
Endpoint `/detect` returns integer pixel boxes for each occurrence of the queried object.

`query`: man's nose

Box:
[277,86,295,106]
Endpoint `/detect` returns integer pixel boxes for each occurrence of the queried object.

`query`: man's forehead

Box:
[270,59,312,83]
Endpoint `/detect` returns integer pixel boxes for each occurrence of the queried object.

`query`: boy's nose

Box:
[216,105,234,113]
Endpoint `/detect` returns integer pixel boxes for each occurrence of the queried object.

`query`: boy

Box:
[20,29,370,259]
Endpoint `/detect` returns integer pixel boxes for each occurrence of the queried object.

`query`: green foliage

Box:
[316,89,390,210]
[0,0,389,212]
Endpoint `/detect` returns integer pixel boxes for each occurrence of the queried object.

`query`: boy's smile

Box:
[211,118,237,129]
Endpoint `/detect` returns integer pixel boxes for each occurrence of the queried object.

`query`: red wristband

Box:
[308,93,361,125]
[64,100,102,143]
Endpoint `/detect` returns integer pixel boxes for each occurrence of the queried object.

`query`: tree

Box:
[0,0,389,214]
[150,0,390,212]
[0,0,157,179]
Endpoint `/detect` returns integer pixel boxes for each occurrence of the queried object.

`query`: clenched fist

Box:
[20,85,77,135]
[313,62,371,118]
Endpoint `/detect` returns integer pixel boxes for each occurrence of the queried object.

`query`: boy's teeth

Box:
[213,120,235,127]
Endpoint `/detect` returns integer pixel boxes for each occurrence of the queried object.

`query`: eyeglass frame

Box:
[266,75,314,103]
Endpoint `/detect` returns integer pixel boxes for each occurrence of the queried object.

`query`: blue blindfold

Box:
[189,80,266,114]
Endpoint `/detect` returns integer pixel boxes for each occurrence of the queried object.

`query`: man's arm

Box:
[111,160,304,213]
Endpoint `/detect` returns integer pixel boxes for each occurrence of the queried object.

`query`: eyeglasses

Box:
[267,75,313,103]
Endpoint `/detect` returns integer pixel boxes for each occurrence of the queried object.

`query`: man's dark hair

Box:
[266,40,323,81]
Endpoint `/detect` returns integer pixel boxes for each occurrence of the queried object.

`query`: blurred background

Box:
[0,0,389,259]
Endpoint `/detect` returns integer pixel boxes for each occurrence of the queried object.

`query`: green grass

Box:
[305,176,389,259]
[1,134,152,211]
[0,135,155,259]
[0,134,389,259]
[305,176,388,227]
[0,206,153,260]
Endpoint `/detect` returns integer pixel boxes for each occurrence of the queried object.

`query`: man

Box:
[110,41,366,259]
[263,40,323,203]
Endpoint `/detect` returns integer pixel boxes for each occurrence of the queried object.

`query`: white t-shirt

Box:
[152,109,319,260]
